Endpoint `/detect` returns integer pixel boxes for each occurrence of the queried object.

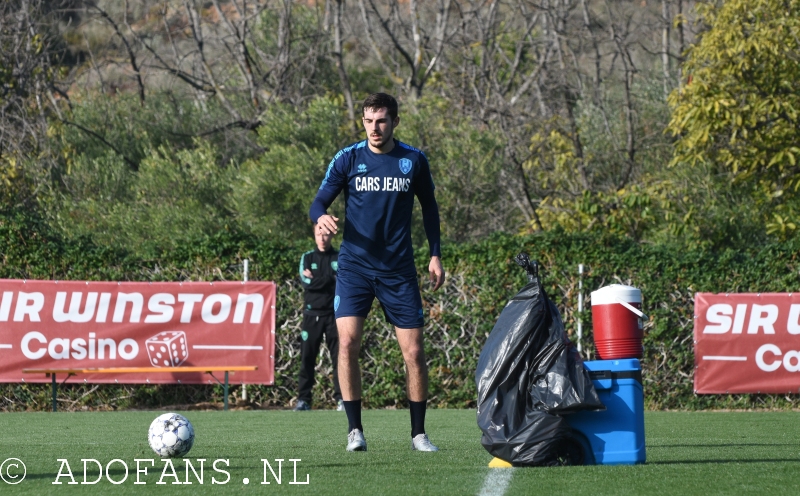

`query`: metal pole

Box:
[52,374,57,412]
[224,371,229,411]
[577,264,584,353]
[242,259,248,402]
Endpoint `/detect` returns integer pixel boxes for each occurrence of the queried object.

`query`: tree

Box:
[667,0,800,237]
[8,0,705,247]
[0,0,71,208]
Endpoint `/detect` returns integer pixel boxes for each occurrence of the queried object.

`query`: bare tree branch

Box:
[211,0,260,110]
[62,120,138,170]
[91,1,145,104]
[332,0,357,132]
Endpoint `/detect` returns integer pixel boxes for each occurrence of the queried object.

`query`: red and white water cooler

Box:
[590,284,645,360]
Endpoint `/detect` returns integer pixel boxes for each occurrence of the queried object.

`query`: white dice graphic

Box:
[146,331,189,367]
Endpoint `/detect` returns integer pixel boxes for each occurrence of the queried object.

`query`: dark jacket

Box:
[299,247,339,315]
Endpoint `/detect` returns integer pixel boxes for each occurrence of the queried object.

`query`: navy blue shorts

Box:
[334,267,424,328]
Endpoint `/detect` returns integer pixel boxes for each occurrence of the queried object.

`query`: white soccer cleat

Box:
[411,433,439,452]
[346,428,367,452]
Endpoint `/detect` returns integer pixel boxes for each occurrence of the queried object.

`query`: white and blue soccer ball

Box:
[148,413,195,458]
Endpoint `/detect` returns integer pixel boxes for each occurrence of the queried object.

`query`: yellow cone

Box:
[488,457,513,468]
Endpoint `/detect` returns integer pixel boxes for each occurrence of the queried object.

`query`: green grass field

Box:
[1,410,799,495]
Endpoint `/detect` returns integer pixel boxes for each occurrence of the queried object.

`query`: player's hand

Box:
[303,269,313,278]
[317,214,339,235]
[429,256,445,291]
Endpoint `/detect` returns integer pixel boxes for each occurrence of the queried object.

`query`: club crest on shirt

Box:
[331,261,338,271]
[399,158,412,174]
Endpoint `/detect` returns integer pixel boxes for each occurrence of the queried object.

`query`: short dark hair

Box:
[362,93,398,120]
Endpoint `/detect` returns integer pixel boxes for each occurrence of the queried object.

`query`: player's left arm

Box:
[415,154,445,291]
[299,252,313,287]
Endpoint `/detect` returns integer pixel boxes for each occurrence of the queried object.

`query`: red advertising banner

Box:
[0,279,275,385]
[694,292,800,394]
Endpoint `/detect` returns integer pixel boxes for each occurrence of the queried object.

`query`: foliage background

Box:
[3,211,800,411]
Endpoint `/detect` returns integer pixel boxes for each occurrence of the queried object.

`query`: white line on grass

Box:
[477,468,514,496]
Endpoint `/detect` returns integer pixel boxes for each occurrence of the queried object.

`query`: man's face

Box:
[315,229,332,251]
[362,107,399,150]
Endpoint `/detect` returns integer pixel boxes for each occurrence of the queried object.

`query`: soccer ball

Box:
[148,413,195,458]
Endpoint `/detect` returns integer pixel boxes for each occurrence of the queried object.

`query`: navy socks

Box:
[344,398,427,437]
[409,399,427,437]
[343,399,363,433]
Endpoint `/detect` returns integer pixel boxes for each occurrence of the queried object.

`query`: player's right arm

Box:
[309,149,350,234]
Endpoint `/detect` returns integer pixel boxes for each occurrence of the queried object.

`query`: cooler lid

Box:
[591,284,642,305]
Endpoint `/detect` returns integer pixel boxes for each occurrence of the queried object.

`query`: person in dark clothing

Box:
[310,93,444,452]
[294,225,343,411]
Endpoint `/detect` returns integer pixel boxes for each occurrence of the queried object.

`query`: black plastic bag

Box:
[476,254,604,466]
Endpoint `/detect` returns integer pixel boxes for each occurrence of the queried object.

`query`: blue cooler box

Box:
[565,358,646,465]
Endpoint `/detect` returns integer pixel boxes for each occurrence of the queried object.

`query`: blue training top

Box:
[309,139,441,277]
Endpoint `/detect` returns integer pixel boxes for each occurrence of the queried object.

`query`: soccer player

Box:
[309,92,445,452]
[295,224,342,412]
